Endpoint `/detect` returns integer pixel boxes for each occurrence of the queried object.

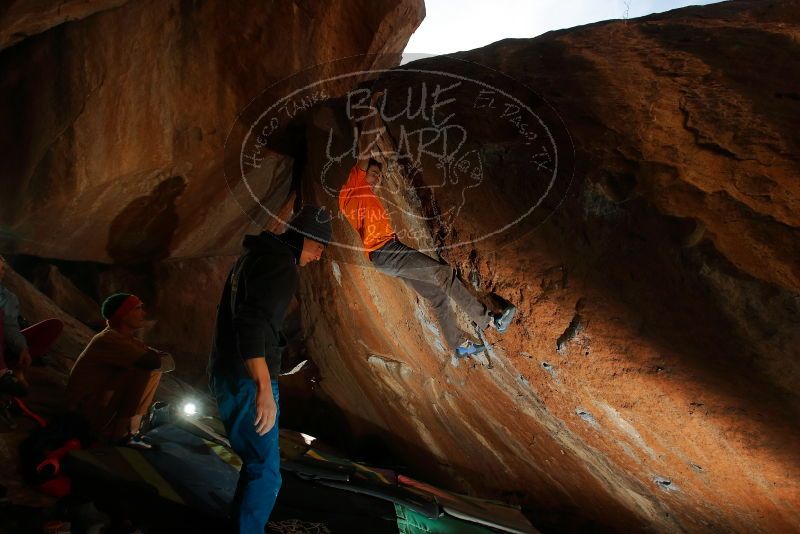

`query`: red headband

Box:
[109,295,142,324]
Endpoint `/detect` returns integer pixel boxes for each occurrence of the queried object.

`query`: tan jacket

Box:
[66,327,163,408]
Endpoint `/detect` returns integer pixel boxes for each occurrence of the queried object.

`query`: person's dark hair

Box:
[367,158,382,172]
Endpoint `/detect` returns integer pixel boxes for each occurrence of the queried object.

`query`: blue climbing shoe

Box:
[455,340,487,359]
[117,432,158,451]
[492,305,516,334]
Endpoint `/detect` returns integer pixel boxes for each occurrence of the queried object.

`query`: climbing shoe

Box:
[0,371,29,398]
[491,305,516,334]
[118,433,157,451]
[454,340,487,359]
[141,401,170,434]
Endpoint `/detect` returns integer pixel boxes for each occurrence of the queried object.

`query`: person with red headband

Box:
[66,293,174,448]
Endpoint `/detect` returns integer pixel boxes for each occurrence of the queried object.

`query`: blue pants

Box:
[210,365,281,533]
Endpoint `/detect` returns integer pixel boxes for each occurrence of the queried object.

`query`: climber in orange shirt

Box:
[339,90,516,358]
[338,160,397,256]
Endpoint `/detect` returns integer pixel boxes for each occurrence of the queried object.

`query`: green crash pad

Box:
[395,504,493,534]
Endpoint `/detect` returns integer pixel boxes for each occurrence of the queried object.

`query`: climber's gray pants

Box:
[370,240,491,350]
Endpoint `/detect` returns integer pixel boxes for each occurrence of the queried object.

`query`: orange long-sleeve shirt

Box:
[338,165,397,256]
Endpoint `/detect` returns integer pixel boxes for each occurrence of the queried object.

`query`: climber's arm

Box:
[356,90,385,171]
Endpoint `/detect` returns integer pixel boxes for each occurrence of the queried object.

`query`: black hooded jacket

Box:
[209,231,301,377]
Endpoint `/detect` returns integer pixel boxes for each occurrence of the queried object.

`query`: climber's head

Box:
[288,205,332,267]
[365,158,382,186]
[102,293,147,331]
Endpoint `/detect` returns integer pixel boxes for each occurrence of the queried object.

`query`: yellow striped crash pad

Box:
[64,422,538,533]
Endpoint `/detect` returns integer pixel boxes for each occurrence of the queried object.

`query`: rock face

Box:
[293,1,800,531]
[2,267,94,364]
[0,0,424,393]
[29,263,104,328]
[0,0,425,262]
[0,0,128,51]
[2,0,799,532]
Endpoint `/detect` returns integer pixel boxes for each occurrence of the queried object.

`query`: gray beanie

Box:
[289,205,332,245]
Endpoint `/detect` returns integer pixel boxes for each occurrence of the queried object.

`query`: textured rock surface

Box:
[3,267,94,362]
[29,263,103,328]
[0,0,424,262]
[2,0,799,532]
[134,256,236,386]
[0,0,127,50]
[0,0,424,376]
[295,1,800,531]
